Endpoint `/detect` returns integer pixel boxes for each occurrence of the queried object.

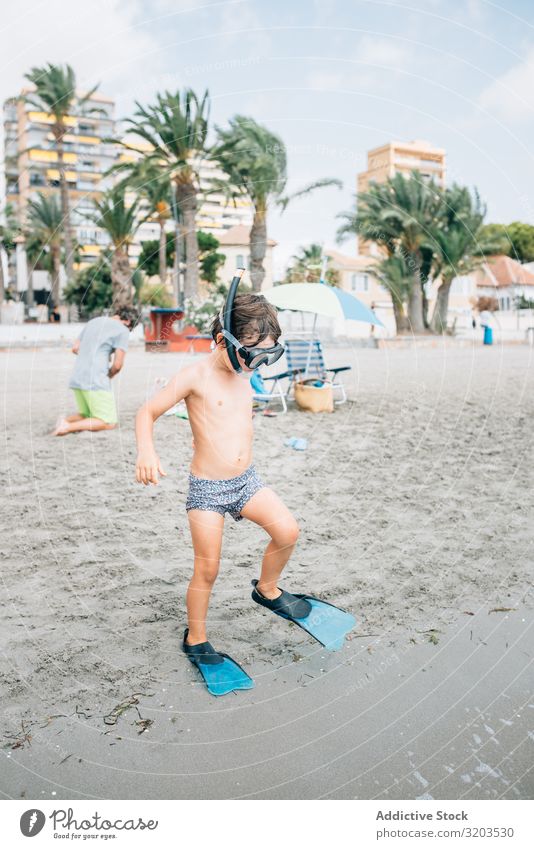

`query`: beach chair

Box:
[284,338,351,404]
[249,367,301,414]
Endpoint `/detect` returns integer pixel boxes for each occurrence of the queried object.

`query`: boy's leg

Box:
[239,488,299,599]
[54,389,118,435]
[53,390,90,434]
[186,509,225,644]
[55,417,117,434]
[52,414,84,435]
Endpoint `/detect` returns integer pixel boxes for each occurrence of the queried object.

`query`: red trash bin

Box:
[144,308,212,353]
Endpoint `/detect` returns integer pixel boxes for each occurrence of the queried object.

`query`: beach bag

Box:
[294,378,334,413]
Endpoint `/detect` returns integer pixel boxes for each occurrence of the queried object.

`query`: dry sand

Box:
[1,341,533,799]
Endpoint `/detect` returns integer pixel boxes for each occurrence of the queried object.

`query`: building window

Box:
[351,273,368,292]
[79,228,100,244]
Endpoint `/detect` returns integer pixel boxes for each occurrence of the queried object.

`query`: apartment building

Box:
[355,140,446,257]
[357,139,446,194]
[2,93,255,300]
[3,90,117,285]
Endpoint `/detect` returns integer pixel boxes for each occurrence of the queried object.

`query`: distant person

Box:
[479,308,493,346]
[50,306,61,323]
[53,306,138,436]
[370,301,376,337]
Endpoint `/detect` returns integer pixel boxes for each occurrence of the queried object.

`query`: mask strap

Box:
[220,270,246,373]
[220,325,244,352]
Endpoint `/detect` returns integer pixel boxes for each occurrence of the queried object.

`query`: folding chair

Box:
[284,338,351,404]
[249,367,302,414]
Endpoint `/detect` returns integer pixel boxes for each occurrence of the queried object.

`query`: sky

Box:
[2,0,534,276]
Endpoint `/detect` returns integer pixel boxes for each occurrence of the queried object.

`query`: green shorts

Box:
[73,389,118,424]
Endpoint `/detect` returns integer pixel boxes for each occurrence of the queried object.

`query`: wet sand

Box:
[1,342,533,799]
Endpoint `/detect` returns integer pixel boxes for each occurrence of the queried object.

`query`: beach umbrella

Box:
[262,276,383,375]
[262,282,383,327]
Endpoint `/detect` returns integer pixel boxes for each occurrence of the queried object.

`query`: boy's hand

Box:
[136,450,167,486]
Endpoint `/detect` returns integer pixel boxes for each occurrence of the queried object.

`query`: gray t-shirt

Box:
[69,316,130,392]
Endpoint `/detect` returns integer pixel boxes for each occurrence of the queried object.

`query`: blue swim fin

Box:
[251,580,355,651]
[182,629,254,696]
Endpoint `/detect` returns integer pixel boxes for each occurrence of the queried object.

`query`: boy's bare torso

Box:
[185,357,254,480]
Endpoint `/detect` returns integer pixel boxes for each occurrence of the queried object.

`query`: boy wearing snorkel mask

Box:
[134,292,300,654]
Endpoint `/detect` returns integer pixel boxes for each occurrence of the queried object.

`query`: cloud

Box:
[0,0,165,114]
[218,0,272,55]
[356,35,411,69]
[307,35,412,93]
[479,50,534,121]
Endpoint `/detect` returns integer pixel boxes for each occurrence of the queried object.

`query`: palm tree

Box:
[0,203,19,304]
[369,253,411,334]
[24,63,102,289]
[25,230,49,308]
[285,243,339,285]
[429,185,493,333]
[120,89,210,301]
[337,171,442,333]
[26,194,63,306]
[91,185,141,308]
[214,116,342,291]
[114,160,172,290]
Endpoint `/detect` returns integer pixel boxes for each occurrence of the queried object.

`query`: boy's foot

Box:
[184,633,208,647]
[251,579,356,651]
[182,628,254,696]
[52,417,70,436]
[183,632,223,664]
[255,583,283,601]
[252,579,312,619]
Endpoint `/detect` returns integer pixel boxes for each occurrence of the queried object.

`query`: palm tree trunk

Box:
[177,186,198,301]
[173,218,181,306]
[111,245,133,308]
[249,209,267,292]
[27,266,34,308]
[430,278,453,333]
[408,278,425,332]
[392,298,410,334]
[405,250,425,333]
[56,131,74,289]
[158,220,167,288]
[51,245,61,307]
[0,250,5,305]
[422,283,430,329]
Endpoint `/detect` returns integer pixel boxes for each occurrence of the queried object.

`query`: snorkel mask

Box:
[219,268,285,373]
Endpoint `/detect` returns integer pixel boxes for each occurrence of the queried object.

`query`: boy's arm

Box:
[108,349,126,378]
[71,326,85,354]
[135,367,194,486]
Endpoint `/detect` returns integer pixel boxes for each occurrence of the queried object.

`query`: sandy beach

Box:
[1,341,533,799]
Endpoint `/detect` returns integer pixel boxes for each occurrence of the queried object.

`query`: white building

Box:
[216,225,277,290]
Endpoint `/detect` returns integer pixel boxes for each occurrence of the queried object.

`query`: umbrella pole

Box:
[304,312,318,376]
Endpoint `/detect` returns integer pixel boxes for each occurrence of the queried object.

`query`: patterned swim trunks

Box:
[185,464,266,522]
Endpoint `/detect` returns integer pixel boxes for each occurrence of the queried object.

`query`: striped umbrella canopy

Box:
[261,282,383,327]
